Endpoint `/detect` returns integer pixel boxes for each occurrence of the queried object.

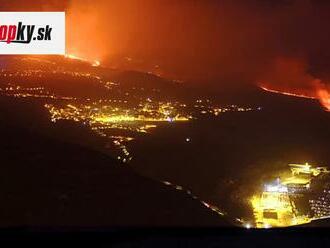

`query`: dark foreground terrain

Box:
[0,96,230,227]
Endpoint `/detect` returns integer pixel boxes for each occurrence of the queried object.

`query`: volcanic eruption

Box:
[3,0,329,112]
[258,57,330,111]
[2,0,330,232]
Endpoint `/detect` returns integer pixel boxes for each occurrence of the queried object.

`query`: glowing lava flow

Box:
[92,60,101,67]
[260,86,330,111]
[260,86,316,100]
[317,88,330,111]
[64,54,101,67]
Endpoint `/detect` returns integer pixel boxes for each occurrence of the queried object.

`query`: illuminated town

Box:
[0,55,259,224]
[5,55,330,229]
[2,56,330,229]
[251,163,330,228]
[3,1,330,239]
[0,56,260,165]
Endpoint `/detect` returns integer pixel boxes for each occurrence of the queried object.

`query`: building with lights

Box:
[251,163,330,228]
[251,179,298,228]
[309,174,330,218]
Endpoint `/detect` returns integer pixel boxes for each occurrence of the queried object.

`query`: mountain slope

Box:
[0,96,230,227]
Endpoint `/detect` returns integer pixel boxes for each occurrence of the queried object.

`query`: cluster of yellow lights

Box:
[193,102,255,116]
[44,101,191,163]
[46,101,189,121]
[0,68,105,86]
[45,101,191,133]
[111,136,133,163]
[250,190,309,228]
[45,104,190,129]
[0,82,76,100]
[249,163,329,229]
[93,115,189,124]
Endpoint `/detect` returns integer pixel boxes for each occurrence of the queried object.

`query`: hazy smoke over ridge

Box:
[2,0,330,108]
[65,1,330,79]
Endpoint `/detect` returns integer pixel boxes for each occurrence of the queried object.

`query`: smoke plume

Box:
[2,0,330,108]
